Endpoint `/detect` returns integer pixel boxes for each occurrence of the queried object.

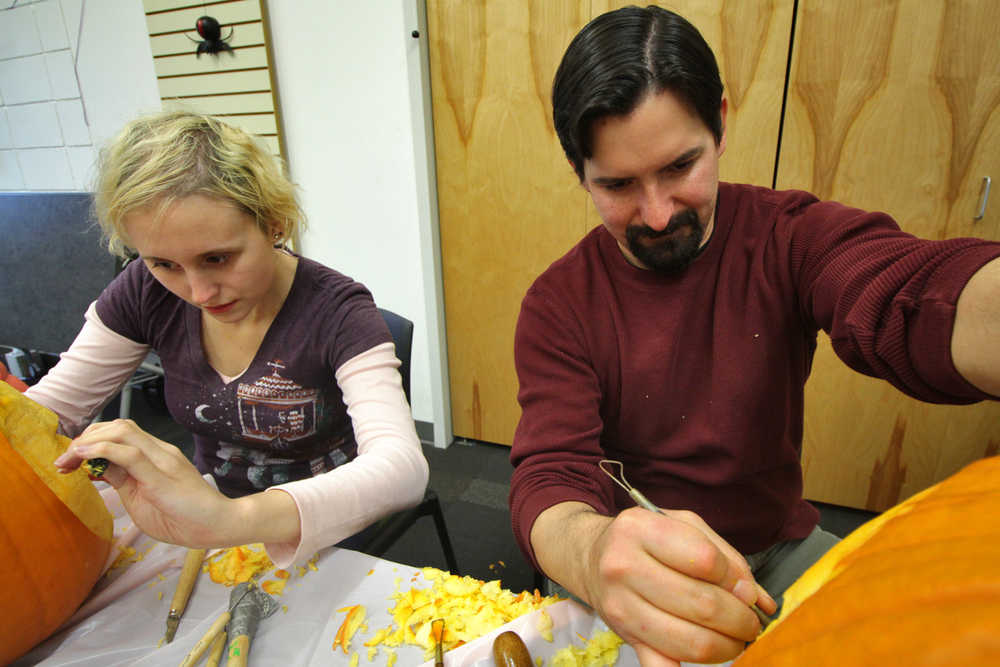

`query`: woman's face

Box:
[123,194,282,324]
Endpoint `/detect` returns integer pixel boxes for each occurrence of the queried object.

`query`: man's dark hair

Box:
[552,5,724,181]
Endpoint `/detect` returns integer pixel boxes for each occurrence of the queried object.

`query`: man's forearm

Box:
[530,501,609,605]
[952,256,1000,396]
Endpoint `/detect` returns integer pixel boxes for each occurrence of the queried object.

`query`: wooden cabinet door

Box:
[776,0,1000,510]
[428,0,794,444]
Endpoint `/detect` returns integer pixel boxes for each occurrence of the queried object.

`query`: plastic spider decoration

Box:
[190,15,234,57]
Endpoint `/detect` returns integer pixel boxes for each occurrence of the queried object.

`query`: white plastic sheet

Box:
[12,482,731,666]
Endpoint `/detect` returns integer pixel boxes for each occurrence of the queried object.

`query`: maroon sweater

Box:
[510,183,1000,567]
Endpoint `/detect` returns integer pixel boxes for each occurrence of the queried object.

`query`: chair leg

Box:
[428,495,460,575]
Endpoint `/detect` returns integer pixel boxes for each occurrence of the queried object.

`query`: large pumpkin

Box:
[735,455,1000,666]
[0,382,114,664]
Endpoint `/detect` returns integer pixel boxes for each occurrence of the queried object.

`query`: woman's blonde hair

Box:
[93,110,305,257]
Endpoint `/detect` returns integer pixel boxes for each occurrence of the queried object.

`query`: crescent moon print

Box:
[194,404,216,424]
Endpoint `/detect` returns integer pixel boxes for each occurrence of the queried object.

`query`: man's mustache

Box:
[630,208,700,239]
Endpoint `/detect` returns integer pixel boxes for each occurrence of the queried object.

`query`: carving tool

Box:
[164,548,207,643]
[179,582,254,667]
[226,581,279,667]
[599,459,773,629]
[493,630,533,667]
[431,618,445,667]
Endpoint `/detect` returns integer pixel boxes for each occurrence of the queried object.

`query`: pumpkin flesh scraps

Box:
[334,604,367,653]
[0,430,112,664]
[363,567,561,660]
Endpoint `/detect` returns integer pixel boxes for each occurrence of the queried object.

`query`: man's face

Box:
[581,90,726,273]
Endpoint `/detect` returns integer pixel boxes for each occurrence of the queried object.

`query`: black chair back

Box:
[378,308,413,404]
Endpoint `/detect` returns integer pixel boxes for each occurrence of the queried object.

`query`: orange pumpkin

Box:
[735,455,1000,666]
[0,382,113,664]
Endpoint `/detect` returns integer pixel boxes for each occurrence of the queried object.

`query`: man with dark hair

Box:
[509,5,1000,664]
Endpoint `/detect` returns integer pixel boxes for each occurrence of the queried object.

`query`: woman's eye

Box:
[150,260,175,270]
[205,254,229,265]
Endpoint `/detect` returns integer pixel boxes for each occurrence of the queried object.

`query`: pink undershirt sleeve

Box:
[263,342,429,567]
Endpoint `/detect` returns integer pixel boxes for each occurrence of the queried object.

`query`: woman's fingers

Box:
[55,419,183,477]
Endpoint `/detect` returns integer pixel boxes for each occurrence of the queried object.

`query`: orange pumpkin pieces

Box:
[0,383,113,664]
[735,455,1000,666]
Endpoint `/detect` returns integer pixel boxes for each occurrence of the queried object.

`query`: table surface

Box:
[13,487,728,667]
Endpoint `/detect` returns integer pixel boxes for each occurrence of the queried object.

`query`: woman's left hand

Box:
[54,419,234,548]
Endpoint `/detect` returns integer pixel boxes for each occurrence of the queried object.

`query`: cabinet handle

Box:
[974,176,991,221]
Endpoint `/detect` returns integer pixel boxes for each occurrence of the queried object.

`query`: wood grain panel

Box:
[430,0,590,443]
[779,0,1000,510]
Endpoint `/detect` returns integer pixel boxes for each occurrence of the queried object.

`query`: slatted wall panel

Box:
[142,0,285,160]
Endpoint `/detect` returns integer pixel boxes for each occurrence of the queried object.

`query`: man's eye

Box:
[602,181,630,192]
[205,254,229,265]
[150,260,175,270]
[668,159,694,173]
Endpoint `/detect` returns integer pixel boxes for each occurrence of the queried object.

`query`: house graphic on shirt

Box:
[236,360,318,444]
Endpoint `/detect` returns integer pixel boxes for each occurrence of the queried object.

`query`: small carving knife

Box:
[164,548,207,643]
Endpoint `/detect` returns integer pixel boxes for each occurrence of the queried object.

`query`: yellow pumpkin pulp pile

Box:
[735,455,1000,666]
[0,382,114,664]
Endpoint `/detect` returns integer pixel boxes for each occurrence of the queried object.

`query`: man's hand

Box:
[53,419,299,549]
[532,502,776,666]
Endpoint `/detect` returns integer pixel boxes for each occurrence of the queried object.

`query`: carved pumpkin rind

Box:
[735,456,1000,666]
[0,431,112,664]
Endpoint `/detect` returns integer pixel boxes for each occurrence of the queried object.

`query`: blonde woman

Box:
[37,111,428,568]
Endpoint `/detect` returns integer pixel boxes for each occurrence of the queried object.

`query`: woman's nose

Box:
[188,272,219,304]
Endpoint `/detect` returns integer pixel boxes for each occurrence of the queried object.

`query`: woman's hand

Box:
[533,503,777,667]
[53,419,234,548]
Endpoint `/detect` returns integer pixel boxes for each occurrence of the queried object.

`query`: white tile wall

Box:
[0,108,11,148]
[0,0,90,191]
[0,150,23,189]
[9,101,62,147]
[18,147,74,189]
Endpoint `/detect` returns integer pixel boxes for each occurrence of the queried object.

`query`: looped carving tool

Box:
[164,548,207,643]
[598,459,773,629]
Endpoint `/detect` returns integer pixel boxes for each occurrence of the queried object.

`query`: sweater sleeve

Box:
[25,302,149,436]
[262,342,429,567]
[509,286,618,570]
[786,198,1000,403]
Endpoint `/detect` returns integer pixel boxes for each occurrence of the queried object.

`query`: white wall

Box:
[266,1,450,444]
[0,0,450,445]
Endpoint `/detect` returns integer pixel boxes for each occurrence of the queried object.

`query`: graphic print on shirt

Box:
[236,360,318,449]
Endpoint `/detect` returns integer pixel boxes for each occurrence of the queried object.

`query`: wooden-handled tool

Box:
[431,618,445,667]
[493,631,533,667]
[226,581,279,667]
[179,584,254,667]
[164,548,207,643]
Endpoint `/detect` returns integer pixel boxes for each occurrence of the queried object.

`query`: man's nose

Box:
[638,182,674,231]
